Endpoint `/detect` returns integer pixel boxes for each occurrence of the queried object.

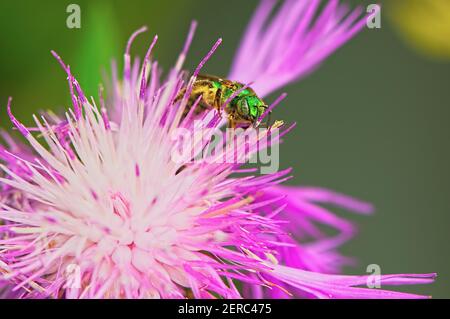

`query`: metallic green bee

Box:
[177,75,271,128]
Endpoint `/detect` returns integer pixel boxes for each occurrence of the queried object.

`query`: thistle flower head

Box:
[0,1,435,299]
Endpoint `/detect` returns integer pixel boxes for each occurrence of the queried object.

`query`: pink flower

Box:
[0,1,434,299]
[229,0,373,97]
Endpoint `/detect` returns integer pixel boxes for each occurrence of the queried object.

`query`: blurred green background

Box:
[0,1,448,298]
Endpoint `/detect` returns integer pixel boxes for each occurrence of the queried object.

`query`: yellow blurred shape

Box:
[389,0,450,60]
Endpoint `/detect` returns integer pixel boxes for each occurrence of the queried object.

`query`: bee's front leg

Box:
[214,88,223,119]
[226,115,237,146]
[217,108,223,119]
[227,116,236,129]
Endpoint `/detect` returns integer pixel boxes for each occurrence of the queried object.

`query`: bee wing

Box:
[197,74,223,82]
[198,74,243,88]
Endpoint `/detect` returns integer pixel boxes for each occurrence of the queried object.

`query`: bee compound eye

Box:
[240,99,249,115]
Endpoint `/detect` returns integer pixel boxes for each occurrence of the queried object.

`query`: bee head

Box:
[236,96,265,121]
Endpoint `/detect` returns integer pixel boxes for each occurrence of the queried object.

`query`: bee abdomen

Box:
[177,80,219,117]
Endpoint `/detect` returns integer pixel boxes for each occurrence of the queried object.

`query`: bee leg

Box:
[175,87,187,104]
[227,117,236,129]
[214,88,223,118]
[226,116,237,145]
[214,103,222,119]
